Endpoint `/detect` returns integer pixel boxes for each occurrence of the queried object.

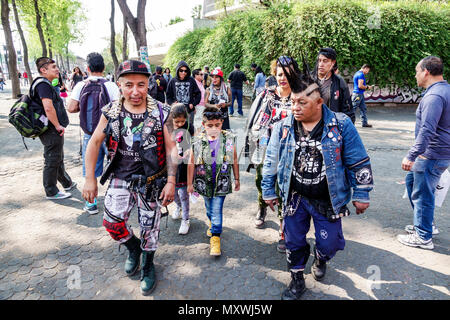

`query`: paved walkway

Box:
[0,88,448,300]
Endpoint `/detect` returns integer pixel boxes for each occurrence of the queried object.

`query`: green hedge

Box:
[164,0,449,87]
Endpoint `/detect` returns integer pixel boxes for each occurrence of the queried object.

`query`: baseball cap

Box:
[117,60,150,79]
[211,67,224,78]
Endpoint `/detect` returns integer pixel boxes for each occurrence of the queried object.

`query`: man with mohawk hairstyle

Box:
[261,57,373,300]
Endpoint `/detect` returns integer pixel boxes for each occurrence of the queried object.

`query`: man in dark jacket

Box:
[166,61,201,128]
[153,66,168,103]
[312,48,355,123]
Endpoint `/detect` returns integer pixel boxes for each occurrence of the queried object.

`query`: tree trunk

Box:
[43,12,52,59]
[65,45,70,72]
[34,0,47,57]
[110,0,119,73]
[116,0,147,52]
[122,13,128,61]
[58,53,66,73]
[12,0,33,83]
[1,0,20,98]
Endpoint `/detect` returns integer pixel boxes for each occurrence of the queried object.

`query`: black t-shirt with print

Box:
[112,106,146,181]
[290,119,331,202]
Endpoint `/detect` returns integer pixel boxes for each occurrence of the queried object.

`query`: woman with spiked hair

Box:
[244,56,300,253]
[261,57,373,300]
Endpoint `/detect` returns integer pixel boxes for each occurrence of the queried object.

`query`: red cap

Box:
[211,67,223,78]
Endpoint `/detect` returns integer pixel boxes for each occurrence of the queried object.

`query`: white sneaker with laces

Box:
[397,232,434,250]
[404,224,439,236]
[171,207,181,220]
[46,191,71,200]
[179,219,190,235]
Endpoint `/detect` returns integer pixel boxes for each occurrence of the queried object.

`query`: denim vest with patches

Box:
[192,130,236,198]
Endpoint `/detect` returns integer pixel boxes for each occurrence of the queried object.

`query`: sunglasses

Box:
[179,69,188,73]
[277,56,293,66]
[37,58,55,69]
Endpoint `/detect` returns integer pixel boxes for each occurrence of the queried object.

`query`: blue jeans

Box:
[203,196,226,235]
[82,133,107,178]
[230,88,243,115]
[405,158,450,241]
[284,195,345,270]
[352,93,368,125]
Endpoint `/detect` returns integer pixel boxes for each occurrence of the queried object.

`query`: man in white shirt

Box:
[68,52,120,214]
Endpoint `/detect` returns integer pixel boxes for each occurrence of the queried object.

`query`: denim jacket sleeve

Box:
[340,118,374,203]
[261,121,282,200]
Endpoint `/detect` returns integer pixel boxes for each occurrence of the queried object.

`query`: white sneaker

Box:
[46,191,71,200]
[179,219,190,235]
[404,224,439,236]
[397,232,434,250]
[63,182,77,192]
[171,207,181,220]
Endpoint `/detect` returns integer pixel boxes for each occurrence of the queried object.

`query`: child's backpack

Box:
[8,77,49,148]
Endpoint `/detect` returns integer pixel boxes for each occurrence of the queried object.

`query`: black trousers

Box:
[39,127,72,196]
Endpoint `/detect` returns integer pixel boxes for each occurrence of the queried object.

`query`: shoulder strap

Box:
[29,77,50,99]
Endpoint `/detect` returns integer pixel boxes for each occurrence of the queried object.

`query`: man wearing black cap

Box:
[82,60,177,296]
[153,66,168,103]
[313,48,355,123]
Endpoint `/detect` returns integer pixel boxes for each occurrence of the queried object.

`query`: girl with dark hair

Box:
[254,66,267,96]
[170,103,195,235]
[187,106,240,256]
[70,66,84,90]
[163,67,172,83]
[205,67,232,130]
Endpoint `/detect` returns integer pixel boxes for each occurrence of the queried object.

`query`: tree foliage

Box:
[16,0,84,62]
[165,0,449,87]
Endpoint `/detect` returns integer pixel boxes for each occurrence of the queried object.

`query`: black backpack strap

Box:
[29,77,50,104]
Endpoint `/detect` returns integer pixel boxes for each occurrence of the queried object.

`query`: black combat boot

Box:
[255,207,267,228]
[140,250,156,296]
[281,270,307,300]
[123,235,142,276]
[311,247,327,281]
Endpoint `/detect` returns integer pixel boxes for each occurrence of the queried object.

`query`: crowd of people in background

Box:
[18,48,448,299]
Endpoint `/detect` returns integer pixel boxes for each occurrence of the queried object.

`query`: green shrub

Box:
[165,0,449,87]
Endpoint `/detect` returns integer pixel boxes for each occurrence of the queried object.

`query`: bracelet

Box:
[235,178,240,181]
[167,181,175,185]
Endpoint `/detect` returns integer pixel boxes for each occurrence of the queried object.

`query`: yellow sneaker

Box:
[206,220,212,237]
[210,236,221,256]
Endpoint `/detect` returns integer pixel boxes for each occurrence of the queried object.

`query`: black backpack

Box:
[148,75,158,100]
[8,77,50,148]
